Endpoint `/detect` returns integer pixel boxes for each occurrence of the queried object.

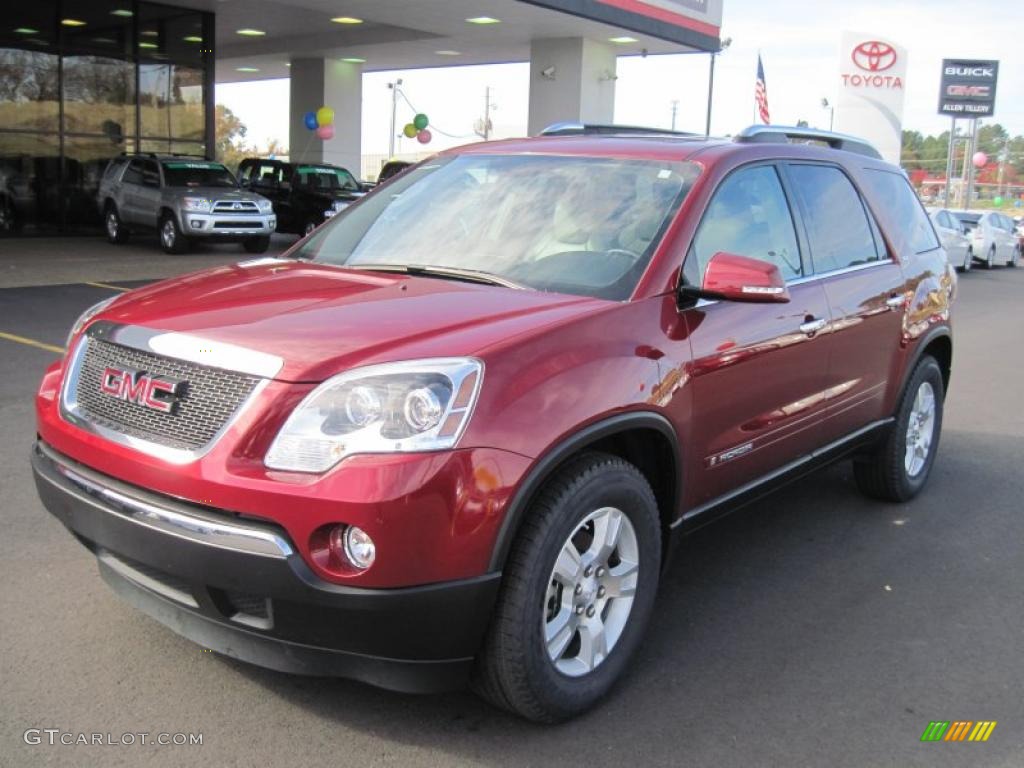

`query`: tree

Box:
[215,104,249,172]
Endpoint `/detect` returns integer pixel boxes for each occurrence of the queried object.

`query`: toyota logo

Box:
[232,202,242,210]
[852,41,897,72]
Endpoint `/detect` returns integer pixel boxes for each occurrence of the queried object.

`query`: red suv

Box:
[32,125,955,722]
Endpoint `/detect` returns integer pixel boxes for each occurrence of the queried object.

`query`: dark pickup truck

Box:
[237,158,368,236]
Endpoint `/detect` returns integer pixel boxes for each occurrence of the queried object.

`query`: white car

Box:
[929,208,973,272]
[953,211,1020,269]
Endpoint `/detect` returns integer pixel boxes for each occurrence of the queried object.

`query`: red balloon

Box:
[972,151,987,168]
[316,124,335,140]
[416,128,432,145]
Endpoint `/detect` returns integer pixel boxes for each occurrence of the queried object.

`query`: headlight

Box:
[265,358,483,473]
[182,197,211,212]
[257,198,274,212]
[66,296,117,349]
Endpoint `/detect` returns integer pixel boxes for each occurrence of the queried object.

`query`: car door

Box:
[994,214,1016,263]
[678,163,833,505]
[785,163,912,443]
[119,159,145,224]
[934,210,968,266]
[135,159,163,228]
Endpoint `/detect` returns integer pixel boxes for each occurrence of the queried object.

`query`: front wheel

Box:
[243,235,270,253]
[474,453,661,722]
[1009,246,1020,268]
[106,205,129,244]
[962,247,972,272]
[853,356,944,502]
[159,214,188,254]
[985,246,995,269]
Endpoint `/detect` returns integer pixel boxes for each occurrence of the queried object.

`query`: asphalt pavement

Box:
[1,256,1022,768]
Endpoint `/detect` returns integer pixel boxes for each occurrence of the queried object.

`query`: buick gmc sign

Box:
[938,59,999,117]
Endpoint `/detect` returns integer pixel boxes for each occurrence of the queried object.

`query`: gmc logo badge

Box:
[100,367,184,414]
[946,85,991,98]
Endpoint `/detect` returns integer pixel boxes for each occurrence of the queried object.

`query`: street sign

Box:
[938,59,999,117]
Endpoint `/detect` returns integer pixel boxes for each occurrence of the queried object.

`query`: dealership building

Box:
[0,0,721,236]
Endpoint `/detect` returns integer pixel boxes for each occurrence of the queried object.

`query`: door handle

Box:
[799,317,828,336]
[885,295,905,310]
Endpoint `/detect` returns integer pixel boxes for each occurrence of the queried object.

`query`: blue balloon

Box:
[303,111,318,130]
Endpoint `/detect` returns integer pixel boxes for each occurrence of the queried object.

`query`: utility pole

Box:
[943,119,956,208]
[705,37,731,137]
[821,98,834,131]
[997,135,1010,198]
[670,100,679,131]
[965,118,979,209]
[387,78,403,158]
[483,86,492,140]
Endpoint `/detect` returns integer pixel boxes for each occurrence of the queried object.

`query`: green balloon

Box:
[993,196,1004,207]
[403,123,417,138]
[413,113,429,131]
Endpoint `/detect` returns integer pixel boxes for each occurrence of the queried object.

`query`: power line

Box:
[396,89,475,139]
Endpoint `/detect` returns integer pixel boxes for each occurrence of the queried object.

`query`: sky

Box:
[216,0,1022,159]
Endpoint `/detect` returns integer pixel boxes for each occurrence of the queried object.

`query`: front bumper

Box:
[31,440,500,693]
[180,211,276,237]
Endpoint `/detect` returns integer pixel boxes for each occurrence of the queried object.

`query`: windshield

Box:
[295,165,360,192]
[161,161,236,188]
[297,154,700,300]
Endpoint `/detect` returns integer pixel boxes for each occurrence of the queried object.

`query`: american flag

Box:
[755,54,771,124]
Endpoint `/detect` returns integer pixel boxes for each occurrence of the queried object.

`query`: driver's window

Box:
[688,165,803,284]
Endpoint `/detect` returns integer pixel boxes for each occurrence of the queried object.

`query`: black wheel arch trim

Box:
[902,325,952,396]
[487,411,681,572]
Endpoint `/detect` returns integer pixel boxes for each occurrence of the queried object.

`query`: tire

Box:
[303,219,318,237]
[853,356,944,502]
[159,214,188,254]
[474,452,662,722]
[962,247,972,272]
[105,204,129,244]
[1009,246,1020,268]
[984,246,995,269]
[243,235,271,254]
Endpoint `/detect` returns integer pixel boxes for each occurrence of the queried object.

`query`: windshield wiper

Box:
[345,264,527,290]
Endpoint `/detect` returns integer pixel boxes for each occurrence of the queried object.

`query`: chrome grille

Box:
[212,199,260,214]
[74,339,260,451]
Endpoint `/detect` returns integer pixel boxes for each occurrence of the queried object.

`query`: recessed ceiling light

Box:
[331,16,362,24]
[183,35,202,43]
[139,42,158,49]
[236,66,260,72]
[61,18,87,27]
[110,9,133,17]
[92,37,117,44]
[236,28,265,36]
[435,49,461,56]
[340,57,365,63]
[284,62,291,67]
[14,27,40,35]
[466,16,500,24]
[608,36,638,43]
[141,30,158,36]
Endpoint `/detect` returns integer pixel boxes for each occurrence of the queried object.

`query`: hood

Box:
[99,260,605,382]
[177,187,267,203]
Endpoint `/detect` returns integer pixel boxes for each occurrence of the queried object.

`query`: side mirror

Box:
[694,251,790,303]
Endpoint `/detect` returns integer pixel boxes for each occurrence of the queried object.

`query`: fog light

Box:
[190,219,203,228]
[329,525,375,569]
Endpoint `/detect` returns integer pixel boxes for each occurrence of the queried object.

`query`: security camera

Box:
[540,66,556,80]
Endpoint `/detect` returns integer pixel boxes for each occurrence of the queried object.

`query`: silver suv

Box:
[98,155,276,254]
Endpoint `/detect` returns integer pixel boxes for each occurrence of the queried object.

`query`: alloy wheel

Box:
[543,506,639,677]
[106,211,118,239]
[162,219,176,249]
[905,381,936,477]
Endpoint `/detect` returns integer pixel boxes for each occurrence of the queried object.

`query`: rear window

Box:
[294,165,360,192]
[861,169,940,255]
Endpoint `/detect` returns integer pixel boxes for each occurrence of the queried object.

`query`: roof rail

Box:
[539,121,696,138]
[734,125,882,159]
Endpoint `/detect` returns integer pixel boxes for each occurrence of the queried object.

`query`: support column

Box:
[289,58,362,173]
[527,38,617,136]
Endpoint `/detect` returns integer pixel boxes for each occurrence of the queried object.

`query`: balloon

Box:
[316,124,335,140]
[993,196,1004,207]
[316,106,335,127]
[413,113,429,131]
[403,123,417,138]
[303,111,318,131]
[416,128,432,145]
[972,151,987,168]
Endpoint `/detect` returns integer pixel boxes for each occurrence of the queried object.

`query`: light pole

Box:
[705,37,731,137]
[670,100,679,131]
[821,98,834,131]
[387,78,403,157]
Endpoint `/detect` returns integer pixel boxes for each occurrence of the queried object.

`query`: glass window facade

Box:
[0,0,213,234]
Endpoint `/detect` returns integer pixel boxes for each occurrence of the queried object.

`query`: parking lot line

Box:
[84,281,131,292]
[0,331,65,355]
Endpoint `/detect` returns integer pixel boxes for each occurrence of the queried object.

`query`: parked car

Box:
[376,159,413,184]
[928,208,973,272]
[952,210,1020,268]
[237,158,367,236]
[33,125,955,723]
[98,155,276,254]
